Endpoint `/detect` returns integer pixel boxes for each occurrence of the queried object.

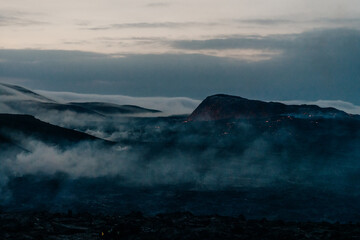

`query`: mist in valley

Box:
[1,109,360,221]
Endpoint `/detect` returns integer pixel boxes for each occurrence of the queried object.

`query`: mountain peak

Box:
[188,94,349,121]
[0,82,55,102]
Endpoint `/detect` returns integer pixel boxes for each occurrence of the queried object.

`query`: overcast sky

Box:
[1,0,360,54]
[1,1,360,103]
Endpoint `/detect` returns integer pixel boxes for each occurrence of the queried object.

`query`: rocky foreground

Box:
[1,211,360,240]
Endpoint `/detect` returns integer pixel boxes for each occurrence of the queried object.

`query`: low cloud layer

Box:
[36,90,360,116]
[0,135,285,193]
[3,81,360,121]
[36,90,200,115]
[171,34,293,50]
[280,100,360,115]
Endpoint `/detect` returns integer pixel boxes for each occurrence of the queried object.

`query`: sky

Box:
[1,0,360,103]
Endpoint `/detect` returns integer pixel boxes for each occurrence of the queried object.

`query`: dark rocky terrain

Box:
[2,87,360,239]
[0,113,107,149]
[188,94,350,121]
[1,211,360,240]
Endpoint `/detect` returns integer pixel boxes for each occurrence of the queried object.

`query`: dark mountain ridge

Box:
[69,102,161,115]
[189,94,352,121]
[0,83,55,102]
[5,100,106,117]
[0,114,109,149]
[0,83,161,119]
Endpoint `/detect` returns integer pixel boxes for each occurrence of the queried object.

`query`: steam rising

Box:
[1,118,359,191]
[2,83,360,220]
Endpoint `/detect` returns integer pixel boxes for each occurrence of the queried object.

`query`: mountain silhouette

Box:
[188,94,350,121]
[0,114,109,151]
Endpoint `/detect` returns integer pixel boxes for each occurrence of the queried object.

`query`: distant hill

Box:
[0,83,161,126]
[188,94,351,121]
[0,114,108,150]
[0,83,55,102]
[69,102,160,115]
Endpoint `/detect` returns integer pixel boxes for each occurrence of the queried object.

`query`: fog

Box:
[2,83,360,220]
[2,117,360,189]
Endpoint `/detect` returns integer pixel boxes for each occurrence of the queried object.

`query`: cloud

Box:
[236,18,296,26]
[2,112,360,190]
[63,40,90,45]
[87,21,219,30]
[35,90,200,115]
[0,11,46,27]
[233,17,360,28]
[171,28,360,52]
[171,35,294,50]
[145,2,171,7]
[1,28,360,104]
[310,18,360,29]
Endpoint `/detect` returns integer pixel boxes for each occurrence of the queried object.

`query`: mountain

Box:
[5,100,105,117]
[0,83,55,102]
[0,114,108,150]
[69,102,161,115]
[0,83,104,118]
[0,83,161,126]
[188,94,351,121]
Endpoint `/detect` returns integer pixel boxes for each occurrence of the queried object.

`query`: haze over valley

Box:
[1,84,360,224]
[1,1,360,239]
